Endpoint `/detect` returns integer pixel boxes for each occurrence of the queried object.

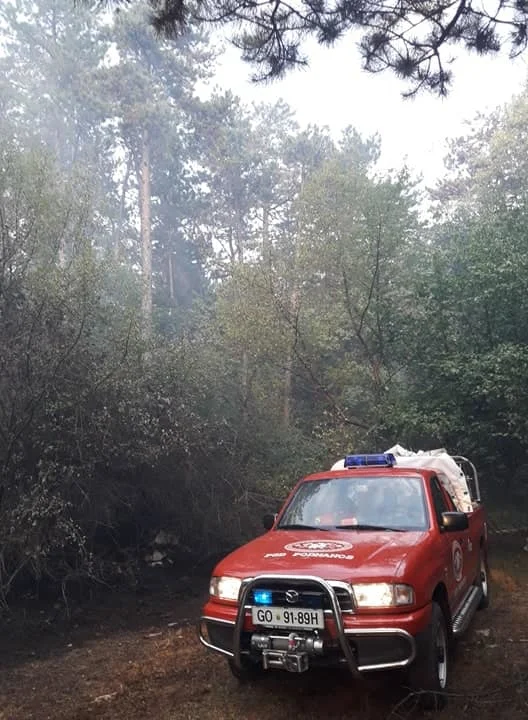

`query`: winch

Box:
[250,631,324,672]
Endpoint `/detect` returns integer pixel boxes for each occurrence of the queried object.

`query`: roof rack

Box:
[452,456,481,503]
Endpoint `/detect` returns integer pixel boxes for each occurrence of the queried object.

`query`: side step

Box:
[452,586,483,636]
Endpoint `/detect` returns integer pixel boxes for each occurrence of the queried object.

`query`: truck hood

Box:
[213,529,428,583]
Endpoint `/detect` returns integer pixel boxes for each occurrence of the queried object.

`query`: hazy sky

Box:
[208,32,528,186]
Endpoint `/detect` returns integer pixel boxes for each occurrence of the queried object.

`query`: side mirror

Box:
[263,513,277,530]
[441,511,469,532]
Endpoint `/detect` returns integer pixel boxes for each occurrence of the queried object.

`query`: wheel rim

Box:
[480,557,489,598]
[436,622,448,689]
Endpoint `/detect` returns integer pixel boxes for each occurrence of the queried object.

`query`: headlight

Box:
[209,576,242,601]
[352,583,414,608]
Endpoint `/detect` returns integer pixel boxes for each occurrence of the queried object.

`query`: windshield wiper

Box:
[277,524,329,531]
[335,524,405,532]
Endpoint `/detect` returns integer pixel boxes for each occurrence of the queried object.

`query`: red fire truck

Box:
[199,447,489,709]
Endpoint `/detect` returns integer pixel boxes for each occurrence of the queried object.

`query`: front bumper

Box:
[199,574,431,674]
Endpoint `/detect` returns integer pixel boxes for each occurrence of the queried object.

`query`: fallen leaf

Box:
[92,692,118,704]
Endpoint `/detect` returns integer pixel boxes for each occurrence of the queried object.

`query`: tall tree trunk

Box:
[283,287,299,428]
[139,127,152,338]
[234,214,249,415]
[114,152,133,261]
[262,204,271,266]
[168,252,175,302]
[283,193,303,429]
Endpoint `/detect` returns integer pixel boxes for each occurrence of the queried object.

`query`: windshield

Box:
[277,475,429,531]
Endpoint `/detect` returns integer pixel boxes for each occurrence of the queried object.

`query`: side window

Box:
[430,476,449,528]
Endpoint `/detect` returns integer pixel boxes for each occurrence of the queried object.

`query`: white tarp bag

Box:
[331,444,474,513]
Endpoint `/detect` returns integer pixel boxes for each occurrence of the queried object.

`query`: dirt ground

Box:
[0,537,526,720]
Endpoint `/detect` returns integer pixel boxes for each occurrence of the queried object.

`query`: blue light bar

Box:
[253,589,273,605]
[344,453,396,468]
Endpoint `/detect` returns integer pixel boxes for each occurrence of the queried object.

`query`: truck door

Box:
[429,476,471,614]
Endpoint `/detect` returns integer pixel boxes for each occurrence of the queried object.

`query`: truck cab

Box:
[199,448,489,710]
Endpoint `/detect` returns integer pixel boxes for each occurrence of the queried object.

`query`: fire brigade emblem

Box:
[284,540,353,553]
[452,540,464,582]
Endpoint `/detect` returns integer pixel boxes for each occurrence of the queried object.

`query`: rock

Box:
[154,530,179,546]
[147,549,166,566]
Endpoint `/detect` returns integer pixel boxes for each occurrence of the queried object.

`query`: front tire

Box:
[407,602,449,710]
[228,657,263,683]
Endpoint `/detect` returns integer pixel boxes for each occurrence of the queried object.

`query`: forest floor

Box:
[0,536,527,720]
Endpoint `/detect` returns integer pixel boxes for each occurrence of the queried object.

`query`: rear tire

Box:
[406,602,449,710]
[476,550,490,610]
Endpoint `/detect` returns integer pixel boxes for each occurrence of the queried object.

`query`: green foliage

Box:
[3,0,528,608]
[102,0,528,96]
[383,95,528,508]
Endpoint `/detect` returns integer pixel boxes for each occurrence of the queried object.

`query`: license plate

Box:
[251,606,324,629]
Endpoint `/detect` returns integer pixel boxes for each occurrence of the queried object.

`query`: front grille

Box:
[249,580,353,613]
[333,586,354,612]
